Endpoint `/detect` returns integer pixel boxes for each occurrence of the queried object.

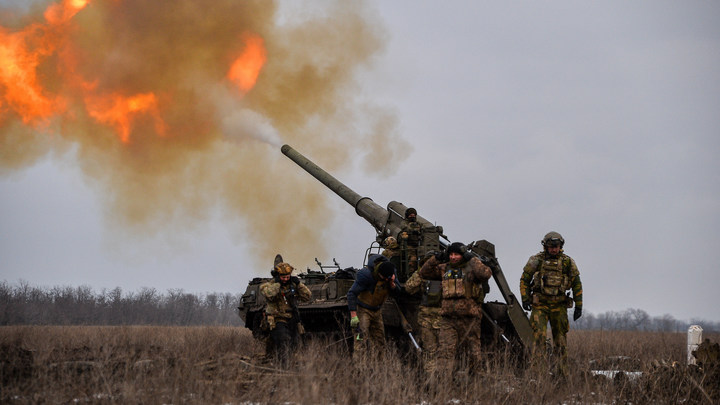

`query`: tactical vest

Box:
[441,264,484,302]
[440,264,484,317]
[357,280,391,311]
[533,255,571,298]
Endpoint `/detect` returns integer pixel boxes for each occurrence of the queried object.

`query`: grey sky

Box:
[1,1,719,322]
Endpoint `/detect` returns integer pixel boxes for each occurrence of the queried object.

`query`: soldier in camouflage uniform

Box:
[419,242,492,372]
[398,207,421,275]
[519,231,583,377]
[405,268,443,375]
[259,262,312,368]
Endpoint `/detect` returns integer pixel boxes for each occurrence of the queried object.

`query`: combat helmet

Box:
[382,236,399,249]
[274,262,294,276]
[541,231,565,248]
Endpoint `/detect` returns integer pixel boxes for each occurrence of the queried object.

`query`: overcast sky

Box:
[1,1,719,323]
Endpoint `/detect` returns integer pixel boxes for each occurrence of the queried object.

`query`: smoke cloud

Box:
[0,0,410,273]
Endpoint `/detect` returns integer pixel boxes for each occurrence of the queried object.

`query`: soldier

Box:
[259,261,312,368]
[405,267,443,376]
[398,207,422,275]
[347,254,400,357]
[419,242,492,372]
[519,231,583,377]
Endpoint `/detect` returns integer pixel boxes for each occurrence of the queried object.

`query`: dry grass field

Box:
[1,326,718,404]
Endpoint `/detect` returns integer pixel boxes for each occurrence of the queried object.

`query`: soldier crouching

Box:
[347,254,401,359]
[259,262,311,368]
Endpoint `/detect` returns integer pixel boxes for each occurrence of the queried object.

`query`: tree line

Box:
[573,307,719,333]
[0,281,242,326]
[1,281,718,332]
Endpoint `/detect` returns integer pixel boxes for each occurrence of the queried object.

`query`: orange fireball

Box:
[227,32,267,94]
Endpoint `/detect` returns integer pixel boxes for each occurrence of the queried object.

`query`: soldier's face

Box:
[279,275,291,283]
[547,245,561,256]
[448,252,462,264]
[407,213,416,222]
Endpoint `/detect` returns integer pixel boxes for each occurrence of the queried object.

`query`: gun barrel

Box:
[281,144,389,233]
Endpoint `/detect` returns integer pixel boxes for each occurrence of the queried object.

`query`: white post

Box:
[687,325,703,365]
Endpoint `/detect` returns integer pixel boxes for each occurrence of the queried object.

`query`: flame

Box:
[1,0,267,143]
[0,27,61,127]
[0,0,90,127]
[85,91,166,144]
[44,0,90,25]
[227,33,267,94]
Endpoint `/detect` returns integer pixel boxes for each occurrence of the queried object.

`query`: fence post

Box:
[687,324,703,365]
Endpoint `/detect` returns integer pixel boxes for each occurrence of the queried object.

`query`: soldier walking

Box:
[259,261,312,368]
[418,242,492,373]
[519,231,583,377]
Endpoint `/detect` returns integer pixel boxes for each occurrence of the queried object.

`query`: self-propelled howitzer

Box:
[280,144,534,353]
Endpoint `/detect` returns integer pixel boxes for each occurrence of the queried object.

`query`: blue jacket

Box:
[347,254,400,311]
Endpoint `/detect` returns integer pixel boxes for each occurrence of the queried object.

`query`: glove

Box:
[350,315,360,329]
[290,276,300,286]
[573,307,582,321]
[522,300,532,311]
[462,251,474,262]
[433,250,446,262]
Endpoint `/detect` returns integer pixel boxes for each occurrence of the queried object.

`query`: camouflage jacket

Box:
[519,251,583,308]
[404,270,424,295]
[398,220,422,248]
[418,256,492,317]
[260,279,311,320]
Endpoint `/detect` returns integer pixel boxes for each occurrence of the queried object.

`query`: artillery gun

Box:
[237,144,534,356]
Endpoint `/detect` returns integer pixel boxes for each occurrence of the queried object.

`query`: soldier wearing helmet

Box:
[519,231,583,378]
[259,260,312,368]
[418,242,492,374]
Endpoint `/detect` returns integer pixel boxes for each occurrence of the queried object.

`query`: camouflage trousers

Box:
[417,306,442,375]
[529,302,570,376]
[438,315,483,371]
[353,306,385,358]
[401,247,419,276]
